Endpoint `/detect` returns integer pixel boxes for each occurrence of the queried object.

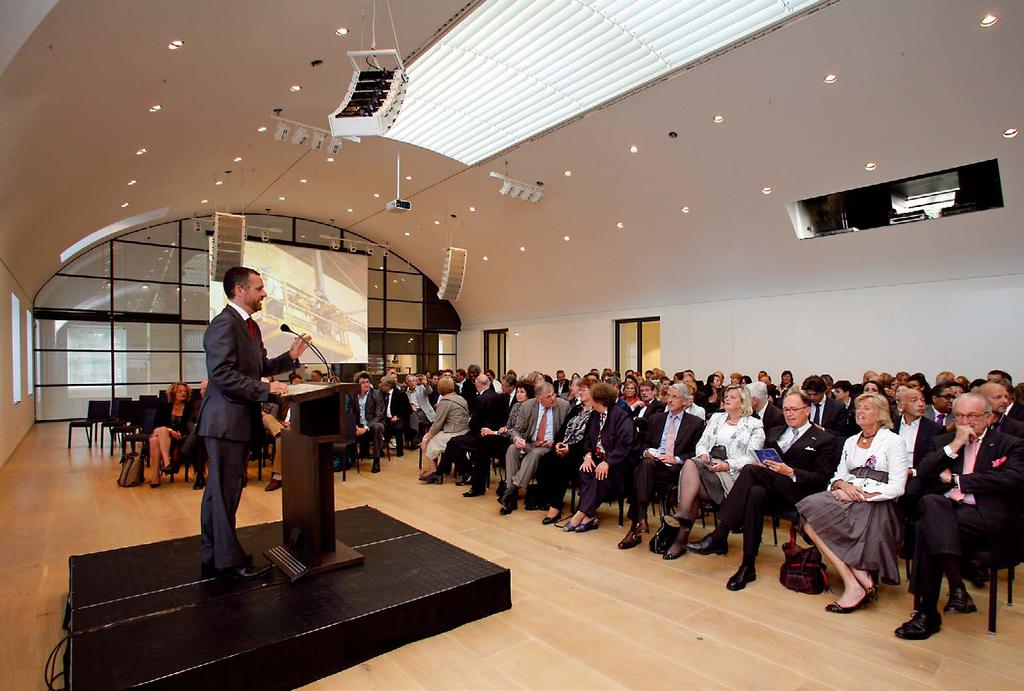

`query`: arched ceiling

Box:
[1,0,1021,327]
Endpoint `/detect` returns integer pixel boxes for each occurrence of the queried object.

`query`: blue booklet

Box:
[754,449,783,464]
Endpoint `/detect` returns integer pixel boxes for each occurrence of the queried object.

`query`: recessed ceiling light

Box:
[326,157,335,162]
[563,235,570,241]
[215,180,223,186]
[864,161,877,171]
[232,156,242,163]
[336,27,349,36]
[136,147,147,155]
[299,178,307,183]
[823,73,838,84]
[149,104,162,113]
[482,255,489,261]
[433,220,440,225]
[257,126,267,133]
[347,208,353,212]
[616,221,624,229]
[469,206,476,212]
[373,193,380,198]
[405,175,412,180]
[563,170,572,177]
[290,85,302,92]
[128,179,137,186]
[979,14,998,27]
[681,206,690,214]
[404,232,410,236]
[168,39,184,50]
[519,246,526,252]
[120,202,130,208]
[201,199,208,204]
[278,196,286,201]
[762,186,773,195]
[513,332,520,337]
[1003,127,1019,139]
[713,114,724,124]
[629,145,638,153]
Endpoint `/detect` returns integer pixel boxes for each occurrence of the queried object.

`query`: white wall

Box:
[459,273,1024,383]
[0,259,35,467]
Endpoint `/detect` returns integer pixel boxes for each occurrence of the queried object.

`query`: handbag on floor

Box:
[779,525,828,594]
[117,451,144,487]
[649,522,679,554]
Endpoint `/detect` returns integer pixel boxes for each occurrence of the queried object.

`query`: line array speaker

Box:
[436,247,468,301]
[211,212,246,281]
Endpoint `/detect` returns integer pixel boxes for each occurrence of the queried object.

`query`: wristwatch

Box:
[952,473,961,491]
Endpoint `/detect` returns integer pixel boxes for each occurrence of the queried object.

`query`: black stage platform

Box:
[67,506,511,690]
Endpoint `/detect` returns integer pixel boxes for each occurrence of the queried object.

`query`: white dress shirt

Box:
[898,415,920,455]
[227,300,252,322]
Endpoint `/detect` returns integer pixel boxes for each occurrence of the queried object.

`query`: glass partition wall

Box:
[33,216,461,420]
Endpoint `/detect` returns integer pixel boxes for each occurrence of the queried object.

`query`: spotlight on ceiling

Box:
[329,49,407,138]
[273,120,291,142]
[291,127,311,146]
[489,171,543,203]
[310,131,327,152]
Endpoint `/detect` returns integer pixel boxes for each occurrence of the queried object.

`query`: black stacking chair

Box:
[108,401,141,455]
[123,407,160,471]
[67,400,110,448]
[100,397,131,449]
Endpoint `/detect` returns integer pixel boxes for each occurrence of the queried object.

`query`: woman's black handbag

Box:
[779,526,828,594]
[649,522,679,554]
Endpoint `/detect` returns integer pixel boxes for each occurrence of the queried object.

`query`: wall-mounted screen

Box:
[210,242,368,363]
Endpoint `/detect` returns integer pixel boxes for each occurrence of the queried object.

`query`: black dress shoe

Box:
[894,611,942,640]
[219,564,271,580]
[371,460,381,473]
[943,586,978,614]
[726,564,757,591]
[423,473,443,484]
[499,486,518,515]
[193,477,205,490]
[686,534,728,556]
[662,544,686,560]
[463,488,485,497]
[495,480,507,499]
[200,562,218,579]
[541,513,562,525]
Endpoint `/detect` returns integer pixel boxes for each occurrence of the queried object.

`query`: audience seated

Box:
[618,384,704,549]
[423,374,498,485]
[353,371,386,473]
[981,380,1024,438]
[378,376,411,458]
[498,382,571,515]
[696,372,724,415]
[661,384,766,559]
[418,377,470,478]
[748,381,783,432]
[895,387,945,543]
[797,393,908,613]
[925,383,954,428]
[148,383,194,488]
[621,379,644,417]
[802,375,847,437]
[460,364,483,412]
[405,373,435,446]
[688,391,838,588]
[778,370,795,395]
[468,378,531,498]
[535,377,595,523]
[896,392,1024,640]
[563,382,636,532]
[553,370,570,399]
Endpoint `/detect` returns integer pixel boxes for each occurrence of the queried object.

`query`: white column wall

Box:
[0,259,35,467]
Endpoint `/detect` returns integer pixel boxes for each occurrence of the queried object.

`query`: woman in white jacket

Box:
[798,393,909,613]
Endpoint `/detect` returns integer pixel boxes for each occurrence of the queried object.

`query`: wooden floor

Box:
[4,424,1024,690]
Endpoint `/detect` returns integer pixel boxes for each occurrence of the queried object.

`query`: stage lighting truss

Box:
[489,171,543,203]
[271,115,359,161]
[329,49,407,138]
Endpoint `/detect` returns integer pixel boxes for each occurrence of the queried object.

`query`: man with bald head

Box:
[500,381,571,514]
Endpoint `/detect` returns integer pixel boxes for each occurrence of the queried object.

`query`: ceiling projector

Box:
[386,198,412,213]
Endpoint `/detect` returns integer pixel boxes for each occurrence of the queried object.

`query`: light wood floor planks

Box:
[4,423,1024,690]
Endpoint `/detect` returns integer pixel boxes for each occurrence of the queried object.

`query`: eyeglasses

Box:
[782,406,809,413]
[954,412,987,421]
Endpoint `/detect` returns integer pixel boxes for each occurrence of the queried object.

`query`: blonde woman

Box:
[149,383,193,487]
[418,377,470,480]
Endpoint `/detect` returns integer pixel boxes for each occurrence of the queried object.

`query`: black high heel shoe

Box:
[825,587,872,614]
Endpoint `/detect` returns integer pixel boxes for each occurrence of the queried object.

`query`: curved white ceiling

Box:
[0,0,1021,329]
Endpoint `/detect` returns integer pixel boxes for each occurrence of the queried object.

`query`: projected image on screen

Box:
[210,242,369,363]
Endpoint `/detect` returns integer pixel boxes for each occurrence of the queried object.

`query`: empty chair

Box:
[67,400,110,448]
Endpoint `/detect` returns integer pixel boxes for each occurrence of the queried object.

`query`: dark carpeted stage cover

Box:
[67,506,511,690]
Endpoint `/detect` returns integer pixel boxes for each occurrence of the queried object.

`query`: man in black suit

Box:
[633,380,666,438]
[553,370,571,399]
[354,371,386,472]
[896,393,1024,640]
[802,375,847,436]
[464,374,517,497]
[379,375,411,458]
[981,380,1024,438]
[748,381,784,432]
[198,267,308,579]
[461,364,482,412]
[896,386,946,557]
[688,391,838,590]
[924,383,956,429]
[426,374,499,484]
[618,384,704,549]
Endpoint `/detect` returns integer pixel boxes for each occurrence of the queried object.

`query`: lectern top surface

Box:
[284,383,336,396]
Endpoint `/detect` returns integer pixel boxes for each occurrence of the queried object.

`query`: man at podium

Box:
[198,266,310,579]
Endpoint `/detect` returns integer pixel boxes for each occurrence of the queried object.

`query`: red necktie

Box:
[246,318,256,341]
[537,404,548,441]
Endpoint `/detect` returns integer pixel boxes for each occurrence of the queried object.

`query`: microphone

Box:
[280,323,332,378]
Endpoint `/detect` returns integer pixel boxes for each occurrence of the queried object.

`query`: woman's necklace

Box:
[859,430,877,445]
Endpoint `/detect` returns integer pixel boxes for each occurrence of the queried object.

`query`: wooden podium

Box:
[264,382,365,581]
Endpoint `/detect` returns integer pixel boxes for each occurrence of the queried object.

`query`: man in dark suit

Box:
[924,383,956,429]
[981,380,1024,439]
[749,381,784,432]
[379,375,411,458]
[802,375,847,436]
[896,387,946,557]
[553,370,571,399]
[632,380,666,437]
[354,371,386,472]
[198,266,307,579]
[896,392,1024,640]
[618,384,704,549]
[427,374,499,483]
[688,391,838,591]
[464,374,517,497]
[461,364,482,412]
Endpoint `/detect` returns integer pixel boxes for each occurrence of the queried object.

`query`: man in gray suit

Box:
[354,371,386,472]
[198,266,308,579]
[499,381,571,514]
